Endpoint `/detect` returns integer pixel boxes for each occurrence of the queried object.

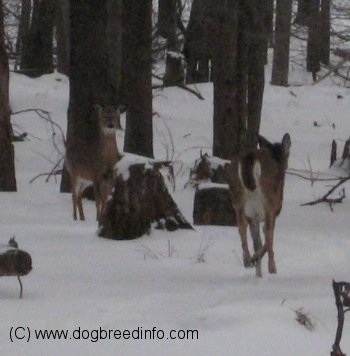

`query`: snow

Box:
[2,65,350,355]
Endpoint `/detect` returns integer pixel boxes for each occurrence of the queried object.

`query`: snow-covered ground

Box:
[1,65,350,355]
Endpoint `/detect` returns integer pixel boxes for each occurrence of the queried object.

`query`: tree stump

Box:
[0,237,32,298]
[193,183,236,226]
[98,156,193,240]
[188,152,236,226]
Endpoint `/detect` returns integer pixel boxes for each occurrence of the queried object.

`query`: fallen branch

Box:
[152,74,204,100]
[301,176,350,210]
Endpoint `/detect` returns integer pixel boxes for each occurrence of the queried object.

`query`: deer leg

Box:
[249,219,263,277]
[71,179,79,220]
[264,214,276,274]
[237,211,251,267]
[77,189,85,221]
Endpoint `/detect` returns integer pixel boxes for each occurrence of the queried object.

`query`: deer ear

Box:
[282,133,291,153]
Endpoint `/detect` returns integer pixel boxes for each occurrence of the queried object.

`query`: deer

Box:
[65,105,121,222]
[227,133,291,277]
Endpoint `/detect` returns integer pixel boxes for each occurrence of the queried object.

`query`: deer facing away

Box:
[227,133,291,277]
[65,105,121,221]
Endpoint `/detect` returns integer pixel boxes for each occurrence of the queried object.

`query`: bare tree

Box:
[212,0,239,159]
[271,0,292,86]
[158,0,184,86]
[56,0,69,75]
[20,0,56,77]
[0,0,16,191]
[122,0,153,158]
[307,0,321,81]
[183,0,214,84]
[320,0,330,65]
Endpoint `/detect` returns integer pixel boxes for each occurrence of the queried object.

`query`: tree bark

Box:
[183,0,214,84]
[307,0,321,81]
[56,0,69,75]
[15,0,31,62]
[295,0,311,25]
[271,0,292,86]
[159,0,185,87]
[122,0,153,158]
[0,1,16,191]
[20,0,56,77]
[212,1,240,159]
[320,0,330,65]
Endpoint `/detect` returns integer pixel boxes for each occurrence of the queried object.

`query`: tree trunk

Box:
[107,0,122,104]
[20,0,56,77]
[320,0,330,65]
[15,0,31,69]
[307,0,321,81]
[98,159,192,240]
[56,0,69,75]
[159,0,185,87]
[62,0,120,192]
[271,0,292,86]
[0,1,16,191]
[122,0,153,158]
[295,0,311,25]
[183,0,214,84]
[246,1,267,147]
[212,1,239,159]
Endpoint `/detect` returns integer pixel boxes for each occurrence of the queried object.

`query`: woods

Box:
[1,1,350,354]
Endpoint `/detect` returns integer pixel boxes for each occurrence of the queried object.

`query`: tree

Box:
[183,0,215,84]
[320,0,330,65]
[0,0,16,191]
[122,0,153,158]
[158,0,184,86]
[307,0,321,81]
[56,0,69,75]
[20,0,56,77]
[212,1,267,158]
[212,0,240,159]
[62,1,122,192]
[271,0,292,86]
[15,0,31,60]
[295,0,311,25]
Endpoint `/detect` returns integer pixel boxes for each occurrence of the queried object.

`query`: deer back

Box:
[228,133,291,219]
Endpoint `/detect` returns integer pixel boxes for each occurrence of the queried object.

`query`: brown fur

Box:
[227,133,291,277]
[65,105,121,221]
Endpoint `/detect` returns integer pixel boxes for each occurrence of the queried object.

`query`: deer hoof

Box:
[243,252,252,268]
[268,261,277,274]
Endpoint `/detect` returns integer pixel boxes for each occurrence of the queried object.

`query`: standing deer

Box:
[65,105,121,221]
[227,133,291,277]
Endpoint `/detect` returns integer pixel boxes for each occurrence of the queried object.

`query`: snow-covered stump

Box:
[0,237,32,298]
[189,153,236,226]
[98,155,193,240]
[193,183,236,226]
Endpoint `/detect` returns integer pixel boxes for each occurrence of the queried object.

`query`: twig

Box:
[301,176,350,209]
[29,168,63,184]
